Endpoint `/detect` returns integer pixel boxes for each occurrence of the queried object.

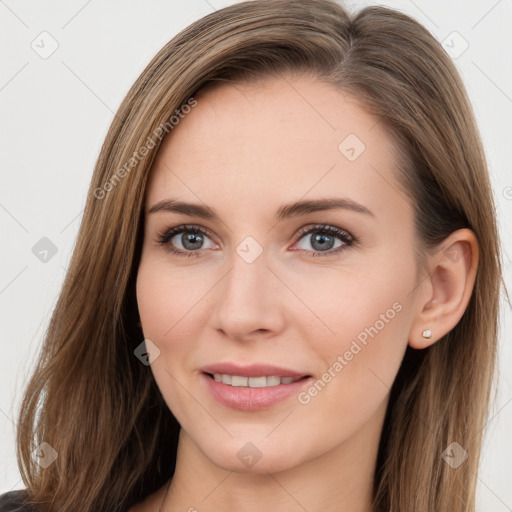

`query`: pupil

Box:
[182,232,203,250]
[312,233,334,251]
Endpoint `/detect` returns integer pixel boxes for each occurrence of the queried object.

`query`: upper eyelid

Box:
[295,224,353,240]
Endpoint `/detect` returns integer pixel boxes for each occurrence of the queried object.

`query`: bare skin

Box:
[132,74,478,511]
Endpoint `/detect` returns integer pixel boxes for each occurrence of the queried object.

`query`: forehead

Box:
[145,76,408,222]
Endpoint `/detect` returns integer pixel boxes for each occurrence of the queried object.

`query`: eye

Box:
[155,224,217,258]
[291,224,355,257]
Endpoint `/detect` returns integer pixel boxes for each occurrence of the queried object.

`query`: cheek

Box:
[292,263,414,438]
[135,255,212,395]
[136,254,210,341]
[136,260,195,423]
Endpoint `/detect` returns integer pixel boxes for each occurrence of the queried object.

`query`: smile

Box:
[201,372,312,411]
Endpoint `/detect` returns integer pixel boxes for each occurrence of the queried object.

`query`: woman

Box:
[0,0,503,510]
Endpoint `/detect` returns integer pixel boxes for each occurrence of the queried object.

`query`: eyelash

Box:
[155,224,357,259]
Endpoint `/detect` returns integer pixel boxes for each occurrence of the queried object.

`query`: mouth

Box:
[199,363,313,411]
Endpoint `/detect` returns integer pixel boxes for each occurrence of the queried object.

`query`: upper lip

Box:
[201,362,310,378]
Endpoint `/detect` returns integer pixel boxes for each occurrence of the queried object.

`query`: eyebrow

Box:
[148,197,374,221]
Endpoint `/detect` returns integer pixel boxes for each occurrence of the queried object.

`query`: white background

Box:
[1,0,511,509]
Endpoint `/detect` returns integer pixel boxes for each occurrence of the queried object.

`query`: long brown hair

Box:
[15,1,503,510]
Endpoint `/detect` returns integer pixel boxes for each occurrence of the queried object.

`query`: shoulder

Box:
[0,490,37,511]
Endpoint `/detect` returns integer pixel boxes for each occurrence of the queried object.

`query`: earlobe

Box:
[408,229,479,349]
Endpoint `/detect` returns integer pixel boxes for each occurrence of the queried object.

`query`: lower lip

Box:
[201,373,312,411]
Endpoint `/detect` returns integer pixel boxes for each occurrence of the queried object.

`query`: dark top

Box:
[0,491,36,512]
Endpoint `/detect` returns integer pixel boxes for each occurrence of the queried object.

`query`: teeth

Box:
[231,375,248,386]
[266,376,281,386]
[247,376,267,387]
[212,374,302,387]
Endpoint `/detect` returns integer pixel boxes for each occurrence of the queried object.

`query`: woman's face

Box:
[136,75,422,474]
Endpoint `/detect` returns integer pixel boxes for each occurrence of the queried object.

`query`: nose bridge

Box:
[213,239,283,337]
[223,241,271,309]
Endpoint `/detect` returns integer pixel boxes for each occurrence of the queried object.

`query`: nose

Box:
[211,247,285,341]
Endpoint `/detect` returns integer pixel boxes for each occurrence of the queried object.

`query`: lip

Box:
[200,362,312,412]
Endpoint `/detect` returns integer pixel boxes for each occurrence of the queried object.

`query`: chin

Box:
[195,434,311,475]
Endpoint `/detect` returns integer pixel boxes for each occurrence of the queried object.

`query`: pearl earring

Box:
[422,329,432,339]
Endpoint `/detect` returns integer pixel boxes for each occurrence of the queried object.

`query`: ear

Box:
[409,228,479,349]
